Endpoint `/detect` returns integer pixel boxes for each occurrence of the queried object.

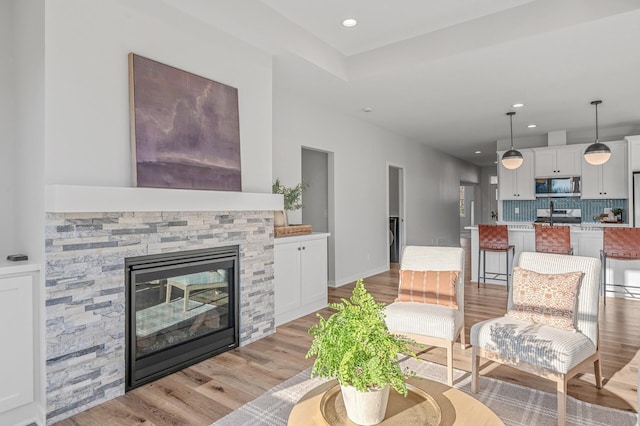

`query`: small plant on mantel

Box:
[272,178,308,227]
[272,178,308,212]
[306,279,417,424]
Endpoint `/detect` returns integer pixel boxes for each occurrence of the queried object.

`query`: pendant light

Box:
[501,111,523,170]
[584,100,611,165]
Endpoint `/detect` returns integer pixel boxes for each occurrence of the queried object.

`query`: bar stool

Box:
[477,224,515,290]
[534,224,573,255]
[601,227,640,305]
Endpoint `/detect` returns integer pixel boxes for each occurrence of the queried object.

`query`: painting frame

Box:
[128,53,242,191]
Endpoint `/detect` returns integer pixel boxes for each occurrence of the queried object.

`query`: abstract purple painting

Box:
[129,53,241,191]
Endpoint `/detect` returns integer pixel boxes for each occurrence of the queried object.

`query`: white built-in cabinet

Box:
[274,233,329,326]
[533,146,582,177]
[0,264,39,421]
[497,149,535,200]
[581,141,628,199]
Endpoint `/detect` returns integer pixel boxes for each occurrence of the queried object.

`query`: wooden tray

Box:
[275,225,312,238]
[319,383,442,425]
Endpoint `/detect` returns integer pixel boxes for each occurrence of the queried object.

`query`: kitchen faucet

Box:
[550,200,554,227]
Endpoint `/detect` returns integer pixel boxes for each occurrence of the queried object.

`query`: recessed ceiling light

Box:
[494,161,498,164]
[342,18,357,28]
[527,124,537,128]
[475,150,481,154]
[362,107,373,112]
[512,103,524,108]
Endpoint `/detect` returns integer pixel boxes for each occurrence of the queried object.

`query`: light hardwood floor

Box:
[58,239,640,425]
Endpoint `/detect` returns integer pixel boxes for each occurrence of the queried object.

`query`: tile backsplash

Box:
[502,198,627,223]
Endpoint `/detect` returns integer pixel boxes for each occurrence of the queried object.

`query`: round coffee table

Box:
[288,377,503,425]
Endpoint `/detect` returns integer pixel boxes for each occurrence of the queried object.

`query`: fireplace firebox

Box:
[125,246,239,390]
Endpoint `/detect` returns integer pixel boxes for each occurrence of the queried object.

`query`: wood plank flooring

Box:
[58,239,640,425]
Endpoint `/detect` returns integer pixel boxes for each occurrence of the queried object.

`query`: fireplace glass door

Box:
[126,247,239,390]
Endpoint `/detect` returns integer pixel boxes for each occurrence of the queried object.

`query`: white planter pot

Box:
[340,384,390,425]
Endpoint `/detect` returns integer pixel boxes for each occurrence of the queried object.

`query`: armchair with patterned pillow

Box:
[470,252,602,426]
[384,245,465,386]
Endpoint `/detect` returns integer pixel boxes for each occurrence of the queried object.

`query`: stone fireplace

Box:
[44,202,276,423]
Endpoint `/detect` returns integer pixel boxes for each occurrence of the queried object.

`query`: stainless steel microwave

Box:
[535,177,581,197]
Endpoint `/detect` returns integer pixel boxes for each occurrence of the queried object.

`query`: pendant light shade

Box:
[501,112,523,170]
[584,100,611,166]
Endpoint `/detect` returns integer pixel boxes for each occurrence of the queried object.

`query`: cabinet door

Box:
[580,160,601,199]
[300,238,328,306]
[515,150,535,199]
[601,143,627,199]
[0,275,33,413]
[576,233,603,259]
[556,147,582,176]
[274,242,301,319]
[534,150,557,177]
[498,159,518,200]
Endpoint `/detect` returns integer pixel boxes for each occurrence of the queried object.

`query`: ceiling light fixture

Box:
[527,124,537,128]
[512,103,524,108]
[501,111,523,170]
[584,100,611,166]
[475,150,481,154]
[342,18,357,28]
[362,107,373,112]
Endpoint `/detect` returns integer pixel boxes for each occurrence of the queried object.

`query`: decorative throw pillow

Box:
[395,270,459,309]
[506,267,584,331]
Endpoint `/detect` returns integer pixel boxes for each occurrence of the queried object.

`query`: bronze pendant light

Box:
[584,100,611,166]
[501,111,523,170]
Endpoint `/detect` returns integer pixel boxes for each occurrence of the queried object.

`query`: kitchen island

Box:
[466,223,639,299]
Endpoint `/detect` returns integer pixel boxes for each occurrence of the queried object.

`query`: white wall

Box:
[0,0,16,258]
[10,2,46,425]
[44,0,273,192]
[273,89,479,286]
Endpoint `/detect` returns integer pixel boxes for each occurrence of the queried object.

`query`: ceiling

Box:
[163,0,640,167]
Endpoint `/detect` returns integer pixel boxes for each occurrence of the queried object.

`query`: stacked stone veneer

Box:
[44,211,274,423]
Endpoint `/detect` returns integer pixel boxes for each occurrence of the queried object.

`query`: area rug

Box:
[213,357,638,426]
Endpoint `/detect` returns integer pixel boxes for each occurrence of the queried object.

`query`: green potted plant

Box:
[272,178,308,226]
[306,279,417,425]
[611,207,623,222]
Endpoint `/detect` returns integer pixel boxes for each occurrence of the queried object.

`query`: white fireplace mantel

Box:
[45,184,283,213]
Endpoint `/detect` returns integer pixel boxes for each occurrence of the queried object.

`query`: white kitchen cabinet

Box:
[274,233,329,326]
[0,270,35,415]
[581,142,627,199]
[534,146,582,177]
[627,135,640,171]
[498,149,535,200]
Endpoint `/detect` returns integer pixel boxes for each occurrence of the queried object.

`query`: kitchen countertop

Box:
[465,222,631,232]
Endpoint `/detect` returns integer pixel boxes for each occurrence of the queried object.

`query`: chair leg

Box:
[594,356,603,389]
[557,376,568,426]
[460,327,466,350]
[602,254,607,306]
[505,248,509,293]
[482,249,486,285]
[446,341,454,386]
[471,346,479,393]
[477,247,481,288]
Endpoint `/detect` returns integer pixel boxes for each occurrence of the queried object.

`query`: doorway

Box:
[459,183,477,239]
[388,165,404,265]
[302,147,335,285]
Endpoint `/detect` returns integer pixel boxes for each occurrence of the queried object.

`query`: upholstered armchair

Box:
[470,252,602,426]
[384,246,465,386]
